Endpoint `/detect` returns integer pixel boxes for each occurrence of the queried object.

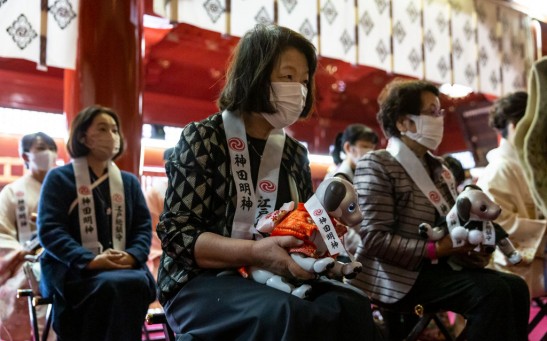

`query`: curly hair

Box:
[376,79,439,138]
[488,91,528,139]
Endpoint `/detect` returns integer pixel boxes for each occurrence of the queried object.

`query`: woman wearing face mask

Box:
[0,132,57,340]
[326,123,379,182]
[37,106,156,340]
[324,124,378,259]
[348,79,530,341]
[157,24,380,340]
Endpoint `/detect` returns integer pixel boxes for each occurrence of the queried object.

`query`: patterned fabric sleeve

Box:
[354,151,428,271]
[158,117,230,267]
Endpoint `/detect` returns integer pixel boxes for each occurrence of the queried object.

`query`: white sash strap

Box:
[73,158,126,255]
[222,110,285,239]
[304,195,344,255]
[13,180,32,244]
[387,137,456,216]
[446,205,496,249]
[108,162,125,251]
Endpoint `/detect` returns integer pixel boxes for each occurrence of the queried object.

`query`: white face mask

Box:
[261,82,308,129]
[403,114,444,150]
[85,134,120,160]
[348,146,373,165]
[28,150,57,171]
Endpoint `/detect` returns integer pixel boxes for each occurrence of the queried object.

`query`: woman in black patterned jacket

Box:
[156,24,380,340]
[349,79,530,341]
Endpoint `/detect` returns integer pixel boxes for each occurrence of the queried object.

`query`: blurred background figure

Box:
[0,132,57,341]
[325,124,378,259]
[326,123,379,182]
[477,91,547,299]
[442,154,469,192]
[145,147,173,304]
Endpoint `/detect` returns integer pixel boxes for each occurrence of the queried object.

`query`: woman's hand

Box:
[251,236,315,281]
[0,249,29,284]
[85,249,135,270]
[435,234,491,267]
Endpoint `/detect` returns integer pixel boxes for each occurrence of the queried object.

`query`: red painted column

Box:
[64,0,144,175]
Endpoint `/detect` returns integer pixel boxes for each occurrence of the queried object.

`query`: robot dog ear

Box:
[456,197,471,221]
[322,181,346,212]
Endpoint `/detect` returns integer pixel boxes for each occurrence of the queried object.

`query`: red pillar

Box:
[64,0,144,175]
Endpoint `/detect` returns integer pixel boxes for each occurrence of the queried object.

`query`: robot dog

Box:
[240,177,363,298]
[419,184,522,267]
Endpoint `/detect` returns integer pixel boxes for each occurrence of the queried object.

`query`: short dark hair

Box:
[217,24,317,118]
[67,105,125,160]
[19,132,57,156]
[377,79,440,138]
[489,91,528,139]
[442,154,466,186]
[331,124,379,165]
[163,147,174,161]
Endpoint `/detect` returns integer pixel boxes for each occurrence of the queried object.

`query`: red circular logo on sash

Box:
[313,209,323,216]
[259,180,276,193]
[228,138,245,151]
[428,191,440,203]
[79,186,90,195]
[113,194,123,203]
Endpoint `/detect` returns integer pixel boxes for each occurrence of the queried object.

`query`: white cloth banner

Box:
[46,0,79,70]
[176,0,227,34]
[357,0,391,72]
[499,7,528,95]
[0,0,41,64]
[230,0,273,37]
[0,0,79,69]
[278,0,319,49]
[423,0,451,85]
[392,0,423,79]
[319,0,356,64]
[476,1,501,97]
[450,0,477,90]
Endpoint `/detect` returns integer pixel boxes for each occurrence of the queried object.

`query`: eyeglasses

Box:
[419,108,445,117]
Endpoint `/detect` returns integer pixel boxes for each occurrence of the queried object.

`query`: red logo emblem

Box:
[79,186,90,195]
[259,180,276,193]
[113,194,123,203]
[428,191,440,203]
[313,209,323,216]
[228,138,245,151]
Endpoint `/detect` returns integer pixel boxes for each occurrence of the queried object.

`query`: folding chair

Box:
[16,258,53,341]
[372,302,466,341]
[145,310,175,341]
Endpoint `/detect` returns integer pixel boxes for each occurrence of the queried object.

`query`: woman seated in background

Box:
[38,105,156,341]
[325,123,379,258]
[348,79,530,341]
[0,132,57,340]
[156,24,380,340]
[477,91,547,299]
[326,123,379,182]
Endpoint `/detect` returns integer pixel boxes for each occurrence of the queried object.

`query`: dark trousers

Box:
[383,261,530,341]
[164,271,382,341]
[55,268,156,341]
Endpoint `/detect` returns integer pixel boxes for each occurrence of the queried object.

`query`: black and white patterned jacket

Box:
[156,113,313,304]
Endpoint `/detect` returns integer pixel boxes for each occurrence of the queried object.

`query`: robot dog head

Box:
[456,184,501,222]
[314,177,363,227]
